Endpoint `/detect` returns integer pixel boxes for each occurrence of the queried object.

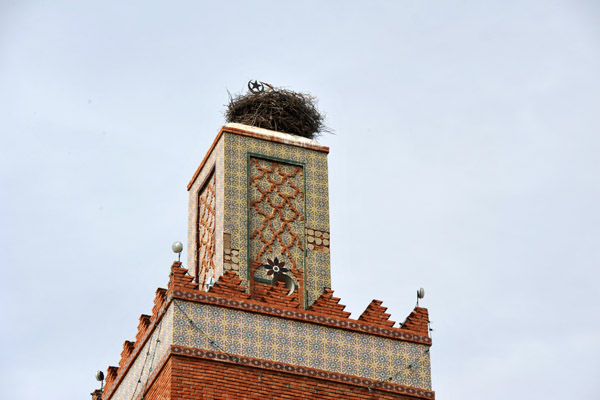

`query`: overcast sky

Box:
[1,1,599,399]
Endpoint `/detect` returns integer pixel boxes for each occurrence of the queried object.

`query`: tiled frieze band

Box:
[173,300,432,389]
[171,290,430,345]
[171,291,431,345]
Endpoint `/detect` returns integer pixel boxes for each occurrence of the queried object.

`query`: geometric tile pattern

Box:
[249,157,305,270]
[222,128,330,306]
[305,250,332,305]
[187,139,224,282]
[171,290,431,345]
[173,300,432,390]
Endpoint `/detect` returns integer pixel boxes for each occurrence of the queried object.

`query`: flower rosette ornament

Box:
[262,257,289,276]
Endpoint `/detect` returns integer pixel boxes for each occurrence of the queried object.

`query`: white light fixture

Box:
[95,370,104,391]
[172,241,183,261]
[416,288,425,306]
[95,370,104,382]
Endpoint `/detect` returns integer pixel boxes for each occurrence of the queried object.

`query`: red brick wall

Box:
[144,359,172,400]
[145,354,427,400]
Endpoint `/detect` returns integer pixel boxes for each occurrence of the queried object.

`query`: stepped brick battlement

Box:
[99,262,433,400]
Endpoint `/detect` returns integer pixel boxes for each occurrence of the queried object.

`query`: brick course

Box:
[140,350,432,400]
[144,359,172,400]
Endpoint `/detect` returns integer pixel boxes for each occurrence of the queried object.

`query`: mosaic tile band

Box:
[173,300,432,390]
[171,290,431,345]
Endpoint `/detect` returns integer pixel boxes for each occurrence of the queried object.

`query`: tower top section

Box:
[186,123,331,308]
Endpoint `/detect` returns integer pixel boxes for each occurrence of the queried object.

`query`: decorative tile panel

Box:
[306,251,332,306]
[187,138,224,283]
[249,157,305,270]
[172,300,432,390]
[170,290,431,345]
[222,130,330,306]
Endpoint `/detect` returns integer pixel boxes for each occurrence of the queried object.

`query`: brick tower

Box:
[94,123,434,400]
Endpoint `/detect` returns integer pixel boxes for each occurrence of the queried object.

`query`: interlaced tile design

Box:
[223,132,330,302]
[197,172,216,287]
[187,138,224,283]
[249,157,305,270]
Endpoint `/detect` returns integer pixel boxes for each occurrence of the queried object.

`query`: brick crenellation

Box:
[101,262,432,400]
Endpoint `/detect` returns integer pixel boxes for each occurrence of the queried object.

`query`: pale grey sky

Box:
[1,1,599,399]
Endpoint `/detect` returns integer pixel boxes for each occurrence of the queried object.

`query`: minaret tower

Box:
[93,87,434,400]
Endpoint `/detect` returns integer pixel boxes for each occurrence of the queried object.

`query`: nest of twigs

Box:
[225,88,327,139]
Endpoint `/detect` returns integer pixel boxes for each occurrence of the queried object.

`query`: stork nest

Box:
[225,88,327,139]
